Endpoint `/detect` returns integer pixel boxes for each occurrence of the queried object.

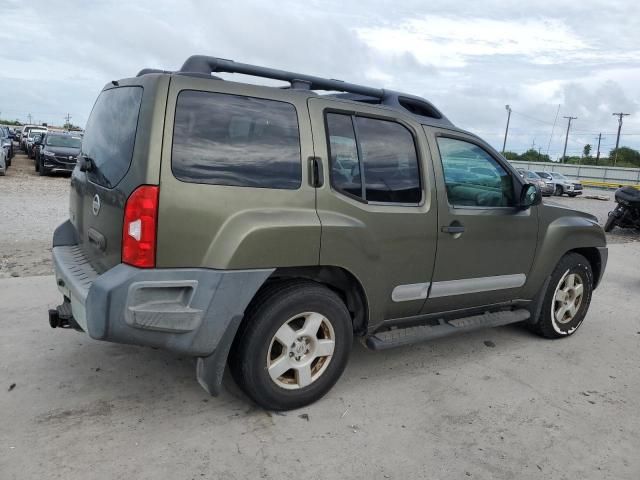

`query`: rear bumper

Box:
[52,244,272,357]
[51,221,273,394]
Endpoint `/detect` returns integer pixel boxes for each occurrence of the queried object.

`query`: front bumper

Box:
[42,156,76,172]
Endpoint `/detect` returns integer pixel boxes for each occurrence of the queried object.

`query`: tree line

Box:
[503,146,640,168]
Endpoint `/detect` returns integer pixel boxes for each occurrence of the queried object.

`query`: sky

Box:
[1,0,639,159]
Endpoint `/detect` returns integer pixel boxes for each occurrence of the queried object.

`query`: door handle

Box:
[441,224,465,234]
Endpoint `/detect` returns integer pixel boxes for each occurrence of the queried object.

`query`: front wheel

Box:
[229,281,353,411]
[38,156,48,176]
[604,211,619,232]
[554,185,563,196]
[529,253,594,339]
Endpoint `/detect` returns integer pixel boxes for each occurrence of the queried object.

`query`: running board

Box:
[365,309,530,350]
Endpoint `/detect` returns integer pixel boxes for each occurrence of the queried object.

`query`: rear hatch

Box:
[68,77,167,273]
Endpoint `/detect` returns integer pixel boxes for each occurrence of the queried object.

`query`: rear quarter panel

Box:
[155,75,320,269]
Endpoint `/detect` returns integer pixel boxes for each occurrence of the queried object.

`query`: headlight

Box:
[42,150,56,157]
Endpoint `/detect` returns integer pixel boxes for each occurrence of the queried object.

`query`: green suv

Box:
[50,55,607,410]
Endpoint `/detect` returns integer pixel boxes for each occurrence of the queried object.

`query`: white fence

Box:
[509,160,640,185]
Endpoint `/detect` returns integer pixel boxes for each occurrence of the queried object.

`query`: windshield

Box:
[554,173,567,180]
[525,171,541,179]
[46,135,82,148]
[81,86,143,188]
[28,130,46,139]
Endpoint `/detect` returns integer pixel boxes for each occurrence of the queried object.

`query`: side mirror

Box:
[519,183,542,209]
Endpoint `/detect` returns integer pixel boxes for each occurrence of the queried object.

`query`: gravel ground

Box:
[0,146,637,279]
[0,148,70,278]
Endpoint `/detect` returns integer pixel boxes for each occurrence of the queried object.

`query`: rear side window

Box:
[82,86,143,188]
[326,113,421,204]
[172,91,301,189]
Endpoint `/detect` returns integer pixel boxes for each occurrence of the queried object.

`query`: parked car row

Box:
[6,124,83,176]
[515,168,583,197]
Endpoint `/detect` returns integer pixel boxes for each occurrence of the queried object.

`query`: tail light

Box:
[122,185,159,268]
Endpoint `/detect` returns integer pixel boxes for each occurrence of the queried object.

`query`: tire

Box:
[229,280,353,411]
[554,185,563,196]
[529,253,594,339]
[568,193,578,197]
[35,156,39,172]
[604,212,618,232]
[38,156,47,176]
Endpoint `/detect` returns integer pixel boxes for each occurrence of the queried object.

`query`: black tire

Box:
[529,253,594,339]
[35,156,40,172]
[229,280,353,411]
[554,185,563,196]
[604,212,618,232]
[568,193,578,197]
[38,156,47,176]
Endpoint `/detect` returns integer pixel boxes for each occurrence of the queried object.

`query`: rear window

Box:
[171,90,301,189]
[81,86,143,188]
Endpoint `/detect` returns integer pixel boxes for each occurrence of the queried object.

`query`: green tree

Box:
[609,147,640,167]
[520,148,551,163]
[502,151,521,160]
[583,144,591,158]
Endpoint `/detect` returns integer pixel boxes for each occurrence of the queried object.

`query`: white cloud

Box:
[356,16,590,68]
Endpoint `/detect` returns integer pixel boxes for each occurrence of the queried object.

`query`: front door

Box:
[308,98,439,326]
[422,129,539,313]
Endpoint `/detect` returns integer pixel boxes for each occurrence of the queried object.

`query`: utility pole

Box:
[502,104,512,154]
[612,112,630,166]
[561,116,577,163]
[27,113,32,124]
[65,113,72,127]
[595,133,602,165]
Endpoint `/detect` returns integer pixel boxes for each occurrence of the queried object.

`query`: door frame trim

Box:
[429,273,526,298]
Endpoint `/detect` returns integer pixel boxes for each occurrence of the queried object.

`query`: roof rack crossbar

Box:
[179,55,385,98]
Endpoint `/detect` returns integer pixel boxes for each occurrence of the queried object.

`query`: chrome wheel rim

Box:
[552,271,584,325]
[266,312,335,390]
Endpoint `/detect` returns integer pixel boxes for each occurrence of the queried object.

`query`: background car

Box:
[0,138,8,175]
[0,126,14,164]
[516,168,554,196]
[34,132,81,176]
[535,171,583,197]
[26,130,47,158]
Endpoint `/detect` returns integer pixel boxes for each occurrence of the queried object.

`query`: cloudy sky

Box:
[1,0,639,158]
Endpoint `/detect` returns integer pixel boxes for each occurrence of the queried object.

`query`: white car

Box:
[0,140,9,175]
[535,171,583,197]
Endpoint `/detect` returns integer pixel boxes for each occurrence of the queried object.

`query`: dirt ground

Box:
[0,149,70,278]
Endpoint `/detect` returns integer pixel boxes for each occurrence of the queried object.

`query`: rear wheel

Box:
[229,280,353,411]
[529,253,593,339]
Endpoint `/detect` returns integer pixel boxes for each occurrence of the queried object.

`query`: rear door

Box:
[421,128,539,313]
[308,98,438,325]
[70,76,168,273]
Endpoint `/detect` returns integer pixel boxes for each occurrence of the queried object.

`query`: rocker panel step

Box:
[366,309,530,351]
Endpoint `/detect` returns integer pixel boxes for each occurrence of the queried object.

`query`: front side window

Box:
[437,137,514,207]
[172,91,301,189]
[326,113,421,204]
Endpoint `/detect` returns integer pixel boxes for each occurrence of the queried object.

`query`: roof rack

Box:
[136,55,452,125]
